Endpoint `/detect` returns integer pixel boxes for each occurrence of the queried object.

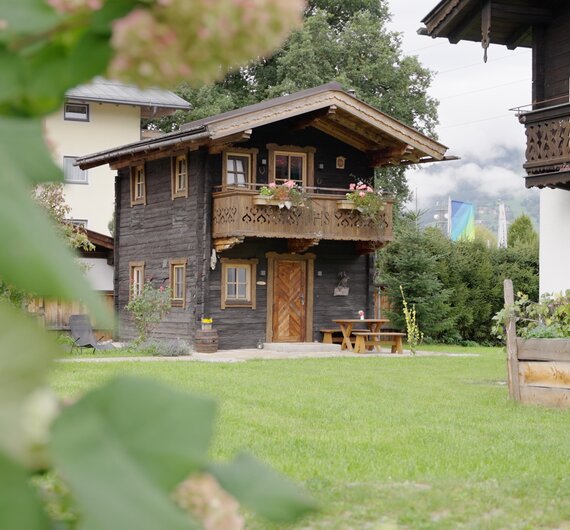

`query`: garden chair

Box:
[69,314,113,354]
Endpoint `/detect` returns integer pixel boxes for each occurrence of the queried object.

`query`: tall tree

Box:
[508,213,538,250]
[151,3,439,204]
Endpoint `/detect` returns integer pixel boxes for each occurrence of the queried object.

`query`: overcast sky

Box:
[386,0,535,215]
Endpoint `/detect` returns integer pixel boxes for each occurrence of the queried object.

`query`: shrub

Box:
[140,339,191,357]
[125,282,171,344]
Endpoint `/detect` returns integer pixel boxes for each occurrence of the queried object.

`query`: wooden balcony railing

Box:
[211,185,393,253]
[519,103,570,175]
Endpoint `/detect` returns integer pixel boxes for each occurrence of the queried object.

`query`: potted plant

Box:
[201,317,213,331]
[338,181,385,220]
[255,180,308,209]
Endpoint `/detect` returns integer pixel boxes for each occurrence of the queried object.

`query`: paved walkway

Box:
[58,345,479,363]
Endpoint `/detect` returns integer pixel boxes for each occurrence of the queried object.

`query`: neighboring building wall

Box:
[542,4,570,103]
[45,103,141,235]
[76,257,114,292]
[539,189,570,295]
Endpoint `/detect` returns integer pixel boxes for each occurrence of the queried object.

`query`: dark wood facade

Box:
[421,0,570,189]
[81,84,448,348]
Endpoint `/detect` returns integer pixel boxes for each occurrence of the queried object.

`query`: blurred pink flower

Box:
[359,191,366,197]
[268,182,276,188]
[349,183,356,190]
[284,180,296,189]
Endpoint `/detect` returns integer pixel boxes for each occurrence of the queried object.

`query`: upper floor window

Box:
[64,103,89,122]
[70,219,88,229]
[223,148,258,187]
[63,156,88,184]
[267,144,315,188]
[170,258,187,307]
[129,261,145,300]
[171,155,188,199]
[131,164,146,206]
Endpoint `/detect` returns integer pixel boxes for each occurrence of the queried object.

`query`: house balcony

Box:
[211,185,393,253]
[519,103,570,190]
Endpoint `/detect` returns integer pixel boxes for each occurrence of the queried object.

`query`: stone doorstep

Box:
[262,342,342,353]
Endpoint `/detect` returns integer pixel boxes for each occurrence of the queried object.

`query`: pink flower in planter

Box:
[349,183,356,190]
[284,179,296,189]
[366,186,373,192]
[359,191,366,197]
[268,182,277,188]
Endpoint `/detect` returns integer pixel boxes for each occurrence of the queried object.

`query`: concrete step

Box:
[263,342,341,352]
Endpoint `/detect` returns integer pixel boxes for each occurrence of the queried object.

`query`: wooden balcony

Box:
[519,103,570,189]
[211,185,393,253]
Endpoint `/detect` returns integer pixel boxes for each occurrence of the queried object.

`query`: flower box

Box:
[253,196,294,209]
[336,199,363,212]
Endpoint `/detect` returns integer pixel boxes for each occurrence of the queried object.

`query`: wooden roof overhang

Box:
[419,0,566,51]
[77,83,449,171]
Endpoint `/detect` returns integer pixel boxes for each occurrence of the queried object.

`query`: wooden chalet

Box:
[78,83,448,348]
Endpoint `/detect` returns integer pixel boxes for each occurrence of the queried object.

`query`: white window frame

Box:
[64,103,89,122]
[171,155,188,199]
[129,262,145,300]
[131,164,146,206]
[63,156,88,184]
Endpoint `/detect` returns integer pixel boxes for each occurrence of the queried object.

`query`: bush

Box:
[140,339,191,357]
[125,282,171,344]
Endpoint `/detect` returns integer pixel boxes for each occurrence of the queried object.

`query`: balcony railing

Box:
[211,185,393,252]
[519,103,570,175]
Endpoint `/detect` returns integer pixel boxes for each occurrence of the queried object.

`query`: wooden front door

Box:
[272,259,307,342]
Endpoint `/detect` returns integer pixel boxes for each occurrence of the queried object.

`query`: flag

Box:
[448,199,475,241]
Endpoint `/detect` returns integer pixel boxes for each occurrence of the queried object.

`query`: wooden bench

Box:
[352,331,406,354]
[320,328,344,344]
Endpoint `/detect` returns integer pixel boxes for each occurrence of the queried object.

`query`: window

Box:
[131,164,146,206]
[64,103,89,121]
[129,262,145,299]
[169,259,186,307]
[63,156,88,184]
[70,219,88,228]
[221,258,258,309]
[171,155,188,199]
[267,144,315,188]
[223,148,258,187]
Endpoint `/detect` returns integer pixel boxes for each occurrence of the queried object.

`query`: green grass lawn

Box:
[50,347,570,529]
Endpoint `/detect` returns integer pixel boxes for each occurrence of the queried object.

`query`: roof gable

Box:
[78,83,448,170]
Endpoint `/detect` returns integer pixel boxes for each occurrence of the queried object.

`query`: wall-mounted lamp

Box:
[317,270,323,277]
[259,270,266,277]
[261,158,267,165]
[318,162,324,170]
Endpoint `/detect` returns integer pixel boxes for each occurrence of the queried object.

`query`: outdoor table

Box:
[332,319,390,352]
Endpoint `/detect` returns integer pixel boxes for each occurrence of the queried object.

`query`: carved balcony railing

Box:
[211,185,393,253]
[519,103,570,175]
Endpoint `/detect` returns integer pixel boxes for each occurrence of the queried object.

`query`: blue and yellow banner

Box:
[449,200,475,241]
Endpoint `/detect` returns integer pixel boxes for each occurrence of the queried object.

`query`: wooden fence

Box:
[27,294,114,341]
[504,279,570,408]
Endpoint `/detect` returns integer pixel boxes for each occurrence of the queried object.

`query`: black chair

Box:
[69,314,113,354]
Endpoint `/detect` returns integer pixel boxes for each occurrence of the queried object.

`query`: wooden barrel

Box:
[194,329,219,353]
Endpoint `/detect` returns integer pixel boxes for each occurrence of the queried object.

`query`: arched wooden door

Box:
[266,253,314,343]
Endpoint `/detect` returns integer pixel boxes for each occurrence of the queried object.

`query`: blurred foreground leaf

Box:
[0,301,57,466]
[0,452,49,530]
[209,453,318,522]
[51,377,217,530]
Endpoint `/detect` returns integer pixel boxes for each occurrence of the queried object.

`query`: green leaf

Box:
[0,301,58,466]
[0,0,61,40]
[0,452,49,530]
[0,45,26,115]
[51,377,217,530]
[209,453,318,522]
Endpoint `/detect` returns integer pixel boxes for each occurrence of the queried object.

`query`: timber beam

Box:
[213,236,244,252]
[291,106,337,130]
[355,241,386,254]
[288,238,320,254]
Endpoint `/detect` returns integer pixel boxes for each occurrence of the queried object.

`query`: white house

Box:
[45,77,190,236]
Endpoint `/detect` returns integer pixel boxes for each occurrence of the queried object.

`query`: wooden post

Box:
[503,279,521,401]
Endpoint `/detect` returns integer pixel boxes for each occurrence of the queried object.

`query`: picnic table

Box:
[332,319,390,352]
